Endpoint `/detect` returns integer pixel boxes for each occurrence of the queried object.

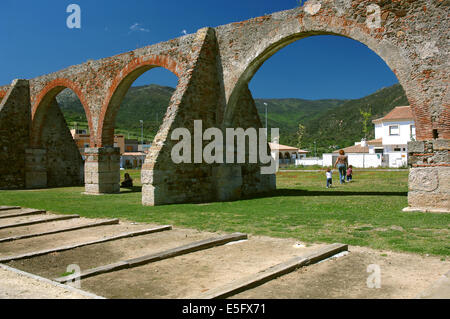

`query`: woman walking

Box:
[334,150,348,184]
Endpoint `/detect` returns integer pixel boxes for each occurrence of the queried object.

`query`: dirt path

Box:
[80,236,323,299]
[1,208,448,299]
[232,245,450,299]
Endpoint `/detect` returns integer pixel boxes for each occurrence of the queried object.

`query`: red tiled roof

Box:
[269,143,309,153]
[373,106,414,123]
[333,144,369,154]
[367,138,383,146]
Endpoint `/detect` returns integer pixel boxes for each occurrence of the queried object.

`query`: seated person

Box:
[121,173,133,188]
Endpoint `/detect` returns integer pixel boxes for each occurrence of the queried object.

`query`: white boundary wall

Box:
[295,158,323,166]
[322,152,407,168]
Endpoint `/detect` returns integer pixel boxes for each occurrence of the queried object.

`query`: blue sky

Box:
[1,0,398,100]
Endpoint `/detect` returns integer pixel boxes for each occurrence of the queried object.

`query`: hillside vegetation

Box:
[57,83,408,154]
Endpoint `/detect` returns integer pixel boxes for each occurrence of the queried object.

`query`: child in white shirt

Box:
[326,168,332,188]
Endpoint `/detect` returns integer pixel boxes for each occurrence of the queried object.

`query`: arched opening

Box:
[98,56,180,148]
[29,81,91,188]
[96,57,179,192]
[226,33,412,198]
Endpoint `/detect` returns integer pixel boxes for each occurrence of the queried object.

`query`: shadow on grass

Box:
[118,186,142,194]
[247,188,408,199]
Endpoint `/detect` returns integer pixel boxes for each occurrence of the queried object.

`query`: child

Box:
[347,165,353,182]
[326,168,333,188]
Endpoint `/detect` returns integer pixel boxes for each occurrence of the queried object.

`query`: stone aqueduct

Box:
[0,1,448,211]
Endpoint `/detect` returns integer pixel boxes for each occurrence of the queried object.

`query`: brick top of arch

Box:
[213,0,449,140]
[32,78,91,120]
[30,78,93,147]
[97,55,182,147]
[2,0,447,143]
[0,86,9,100]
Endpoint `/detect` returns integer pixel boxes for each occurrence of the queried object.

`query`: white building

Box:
[323,106,416,168]
[269,143,309,165]
[120,152,147,169]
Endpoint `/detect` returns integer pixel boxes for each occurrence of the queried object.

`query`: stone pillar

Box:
[84,147,120,194]
[0,79,31,190]
[25,148,47,189]
[404,140,450,213]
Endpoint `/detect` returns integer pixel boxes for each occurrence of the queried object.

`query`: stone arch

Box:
[31,78,92,147]
[223,12,419,136]
[97,55,181,147]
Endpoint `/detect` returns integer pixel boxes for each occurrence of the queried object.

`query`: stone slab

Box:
[54,232,248,283]
[0,209,46,220]
[0,215,80,231]
[195,243,348,299]
[0,225,173,263]
[0,206,21,212]
[0,218,120,243]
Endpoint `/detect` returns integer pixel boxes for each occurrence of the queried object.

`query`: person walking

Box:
[326,168,333,188]
[334,150,348,184]
[347,165,353,182]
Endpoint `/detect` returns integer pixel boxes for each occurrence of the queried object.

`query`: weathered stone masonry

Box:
[407,140,449,212]
[0,0,448,211]
[0,80,30,189]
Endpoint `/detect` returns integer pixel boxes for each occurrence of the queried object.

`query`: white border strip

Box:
[0,263,106,299]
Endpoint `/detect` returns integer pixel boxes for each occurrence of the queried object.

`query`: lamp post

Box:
[140,120,144,145]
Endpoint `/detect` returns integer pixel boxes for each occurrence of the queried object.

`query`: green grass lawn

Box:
[1,170,448,256]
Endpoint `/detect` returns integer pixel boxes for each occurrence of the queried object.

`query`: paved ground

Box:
[0,207,448,299]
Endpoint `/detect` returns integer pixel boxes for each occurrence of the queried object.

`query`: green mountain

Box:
[57,83,408,153]
[298,84,408,154]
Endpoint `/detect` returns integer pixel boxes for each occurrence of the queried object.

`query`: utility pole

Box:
[140,120,144,145]
[314,141,317,158]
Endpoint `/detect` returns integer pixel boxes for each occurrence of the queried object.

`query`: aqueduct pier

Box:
[0,1,448,212]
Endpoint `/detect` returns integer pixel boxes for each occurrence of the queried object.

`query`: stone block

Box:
[437,167,450,193]
[409,168,439,192]
[432,140,450,151]
[85,182,120,194]
[408,141,425,153]
[84,161,112,174]
[408,192,450,213]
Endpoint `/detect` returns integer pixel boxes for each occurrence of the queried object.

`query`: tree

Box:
[296,123,306,149]
[360,107,372,139]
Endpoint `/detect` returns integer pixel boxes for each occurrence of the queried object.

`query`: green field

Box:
[1,170,448,256]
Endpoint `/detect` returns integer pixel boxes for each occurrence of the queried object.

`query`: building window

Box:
[410,125,416,138]
[394,148,401,152]
[389,125,400,136]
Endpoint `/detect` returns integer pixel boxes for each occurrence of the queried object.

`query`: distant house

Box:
[121,152,146,169]
[71,130,148,166]
[269,143,309,165]
[322,106,416,168]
